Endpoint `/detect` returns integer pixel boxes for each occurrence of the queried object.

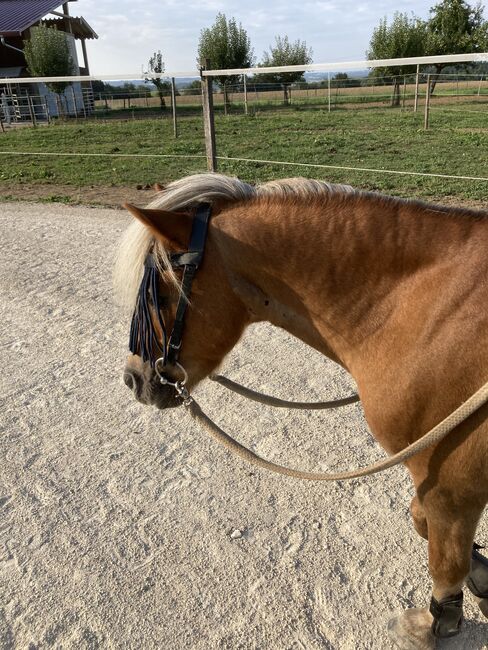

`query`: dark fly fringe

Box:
[129,255,167,367]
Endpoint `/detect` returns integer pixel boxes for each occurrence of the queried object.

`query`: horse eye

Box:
[148,291,169,310]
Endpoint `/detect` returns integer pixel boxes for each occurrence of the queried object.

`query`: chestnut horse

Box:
[114,173,488,648]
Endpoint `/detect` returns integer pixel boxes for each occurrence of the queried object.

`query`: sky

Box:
[75,0,440,77]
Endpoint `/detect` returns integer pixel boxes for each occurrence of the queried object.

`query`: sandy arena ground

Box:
[1,202,487,649]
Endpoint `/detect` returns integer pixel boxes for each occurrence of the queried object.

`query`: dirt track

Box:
[1,202,487,649]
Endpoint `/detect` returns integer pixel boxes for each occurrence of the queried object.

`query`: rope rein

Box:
[210,375,360,409]
[183,377,488,481]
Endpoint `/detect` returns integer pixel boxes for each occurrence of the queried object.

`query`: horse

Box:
[114,172,488,648]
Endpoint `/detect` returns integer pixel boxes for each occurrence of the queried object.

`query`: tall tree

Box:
[198,13,253,114]
[145,51,167,109]
[426,0,488,90]
[428,0,487,53]
[367,12,427,105]
[23,24,73,96]
[257,36,313,105]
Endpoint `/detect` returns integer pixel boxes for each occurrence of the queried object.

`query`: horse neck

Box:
[214,192,483,368]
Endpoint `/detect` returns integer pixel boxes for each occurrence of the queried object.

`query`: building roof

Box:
[0,0,97,39]
[0,0,65,35]
[43,16,97,40]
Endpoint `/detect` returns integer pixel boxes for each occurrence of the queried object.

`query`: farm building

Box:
[0,0,97,121]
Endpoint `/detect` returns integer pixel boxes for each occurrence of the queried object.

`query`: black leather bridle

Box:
[129,203,212,394]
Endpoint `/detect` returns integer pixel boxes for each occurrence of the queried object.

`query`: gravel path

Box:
[1,202,487,650]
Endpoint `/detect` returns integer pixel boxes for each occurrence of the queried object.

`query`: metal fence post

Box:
[243,74,248,115]
[44,96,51,124]
[171,77,178,138]
[328,72,331,112]
[70,86,78,118]
[27,95,37,127]
[424,74,431,130]
[201,59,217,172]
[414,64,420,113]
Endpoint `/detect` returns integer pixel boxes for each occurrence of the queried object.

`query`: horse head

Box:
[116,200,249,410]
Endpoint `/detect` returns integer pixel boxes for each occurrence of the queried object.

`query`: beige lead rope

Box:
[185,379,488,481]
[210,374,360,409]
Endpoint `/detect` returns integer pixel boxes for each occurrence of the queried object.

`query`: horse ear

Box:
[124,204,192,249]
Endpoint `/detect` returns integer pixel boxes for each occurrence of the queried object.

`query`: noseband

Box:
[129,202,212,401]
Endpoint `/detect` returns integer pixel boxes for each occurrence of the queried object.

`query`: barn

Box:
[0,0,97,121]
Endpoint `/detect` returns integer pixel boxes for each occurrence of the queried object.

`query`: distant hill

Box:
[304,70,369,81]
[104,71,370,90]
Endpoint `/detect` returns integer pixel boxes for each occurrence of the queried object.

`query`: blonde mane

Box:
[113,173,354,309]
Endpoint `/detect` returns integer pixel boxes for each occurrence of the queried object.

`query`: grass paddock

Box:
[0,101,487,205]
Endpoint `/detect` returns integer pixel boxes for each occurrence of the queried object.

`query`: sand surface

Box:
[1,202,487,649]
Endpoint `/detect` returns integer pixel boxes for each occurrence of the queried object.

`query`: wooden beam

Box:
[201,59,217,171]
[61,2,73,35]
[81,39,90,75]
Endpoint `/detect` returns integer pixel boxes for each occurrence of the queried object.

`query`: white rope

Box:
[1,150,487,182]
[216,156,488,182]
[430,107,488,115]
[0,151,205,160]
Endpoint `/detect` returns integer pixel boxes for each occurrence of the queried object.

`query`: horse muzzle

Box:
[123,368,181,409]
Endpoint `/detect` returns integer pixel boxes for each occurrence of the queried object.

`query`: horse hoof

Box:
[474,596,488,618]
[387,608,435,650]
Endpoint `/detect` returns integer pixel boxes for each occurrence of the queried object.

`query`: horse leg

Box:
[467,545,488,618]
[386,495,434,650]
[388,494,484,650]
[410,495,488,619]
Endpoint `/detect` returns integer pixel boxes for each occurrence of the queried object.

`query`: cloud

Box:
[76,0,445,76]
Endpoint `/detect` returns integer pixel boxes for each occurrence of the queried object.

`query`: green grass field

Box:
[0,103,487,204]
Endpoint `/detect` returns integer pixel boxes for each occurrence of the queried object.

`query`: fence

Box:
[0,85,95,128]
[0,52,487,199]
[1,72,486,129]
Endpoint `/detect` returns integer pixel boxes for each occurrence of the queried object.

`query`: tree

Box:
[198,13,253,114]
[180,79,202,96]
[257,36,313,104]
[145,51,167,109]
[367,13,427,106]
[92,80,106,94]
[23,24,73,96]
[330,72,362,88]
[426,0,488,91]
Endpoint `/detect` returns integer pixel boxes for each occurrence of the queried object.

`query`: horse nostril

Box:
[124,371,138,392]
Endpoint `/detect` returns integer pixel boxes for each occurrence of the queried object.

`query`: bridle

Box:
[128,202,212,404]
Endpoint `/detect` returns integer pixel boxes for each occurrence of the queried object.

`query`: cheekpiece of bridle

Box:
[129,203,212,404]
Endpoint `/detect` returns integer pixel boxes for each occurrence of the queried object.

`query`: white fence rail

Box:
[0,52,487,85]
